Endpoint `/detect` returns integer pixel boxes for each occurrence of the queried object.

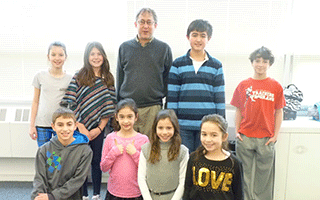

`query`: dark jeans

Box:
[180,129,201,152]
[105,191,143,200]
[82,130,104,196]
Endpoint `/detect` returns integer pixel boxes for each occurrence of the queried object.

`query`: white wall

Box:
[0,0,290,103]
[2,0,319,105]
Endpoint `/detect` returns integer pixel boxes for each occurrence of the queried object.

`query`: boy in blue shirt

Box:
[167,19,225,152]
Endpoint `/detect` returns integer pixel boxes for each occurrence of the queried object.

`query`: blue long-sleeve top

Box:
[167,50,225,131]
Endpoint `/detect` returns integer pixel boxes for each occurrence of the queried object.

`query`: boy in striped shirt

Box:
[167,19,225,152]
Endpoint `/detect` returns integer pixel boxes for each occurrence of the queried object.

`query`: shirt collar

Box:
[189,51,209,62]
[135,35,154,47]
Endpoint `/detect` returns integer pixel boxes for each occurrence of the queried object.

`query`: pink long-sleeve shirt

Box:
[100,131,149,198]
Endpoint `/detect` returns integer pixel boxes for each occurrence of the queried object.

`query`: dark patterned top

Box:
[62,73,116,130]
[183,152,243,200]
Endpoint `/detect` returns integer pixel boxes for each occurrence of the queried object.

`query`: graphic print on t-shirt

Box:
[192,162,234,194]
[245,86,274,107]
[46,151,62,173]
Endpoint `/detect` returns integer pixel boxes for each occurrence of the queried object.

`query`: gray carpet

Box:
[0,182,107,200]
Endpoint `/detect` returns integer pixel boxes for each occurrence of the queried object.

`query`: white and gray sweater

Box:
[138,141,189,200]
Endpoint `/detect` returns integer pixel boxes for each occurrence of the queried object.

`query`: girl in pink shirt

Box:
[100,98,149,200]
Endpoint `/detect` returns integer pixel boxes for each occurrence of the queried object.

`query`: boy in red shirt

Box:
[230,46,286,200]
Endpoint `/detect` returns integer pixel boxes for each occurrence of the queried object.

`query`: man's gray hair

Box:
[136,8,158,24]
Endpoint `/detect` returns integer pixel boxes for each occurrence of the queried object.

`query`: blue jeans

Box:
[82,129,104,196]
[180,129,201,152]
[36,126,56,147]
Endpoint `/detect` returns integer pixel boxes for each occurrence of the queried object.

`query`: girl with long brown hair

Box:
[138,109,189,200]
[62,42,116,200]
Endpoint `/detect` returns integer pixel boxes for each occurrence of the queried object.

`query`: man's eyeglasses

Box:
[137,20,155,26]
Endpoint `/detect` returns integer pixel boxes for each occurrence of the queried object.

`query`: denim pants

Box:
[82,130,104,196]
[36,126,56,147]
[180,129,201,152]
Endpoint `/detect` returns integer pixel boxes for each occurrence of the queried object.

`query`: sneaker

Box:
[82,197,89,200]
[92,195,101,200]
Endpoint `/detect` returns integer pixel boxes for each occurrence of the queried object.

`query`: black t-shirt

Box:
[183,152,244,200]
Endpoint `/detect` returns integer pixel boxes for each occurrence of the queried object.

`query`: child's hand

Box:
[126,140,137,155]
[35,193,49,200]
[89,128,101,141]
[29,126,37,140]
[78,123,90,139]
[114,139,124,154]
[265,136,277,146]
[236,133,243,141]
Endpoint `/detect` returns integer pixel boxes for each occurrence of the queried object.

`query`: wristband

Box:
[97,126,102,132]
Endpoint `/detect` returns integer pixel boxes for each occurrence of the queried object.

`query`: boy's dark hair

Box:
[249,46,275,65]
[136,8,158,24]
[187,19,213,38]
[52,107,76,124]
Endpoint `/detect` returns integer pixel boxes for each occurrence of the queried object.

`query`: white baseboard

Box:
[0,158,109,183]
[0,174,35,182]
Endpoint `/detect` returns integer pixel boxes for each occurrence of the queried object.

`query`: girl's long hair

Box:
[77,42,114,87]
[194,114,229,161]
[148,109,181,164]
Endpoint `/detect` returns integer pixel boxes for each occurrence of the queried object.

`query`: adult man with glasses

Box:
[116,8,173,137]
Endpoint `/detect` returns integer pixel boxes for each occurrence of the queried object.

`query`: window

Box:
[1,0,317,106]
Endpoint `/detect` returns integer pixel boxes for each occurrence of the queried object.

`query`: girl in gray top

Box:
[138,109,189,200]
[29,41,72,147]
